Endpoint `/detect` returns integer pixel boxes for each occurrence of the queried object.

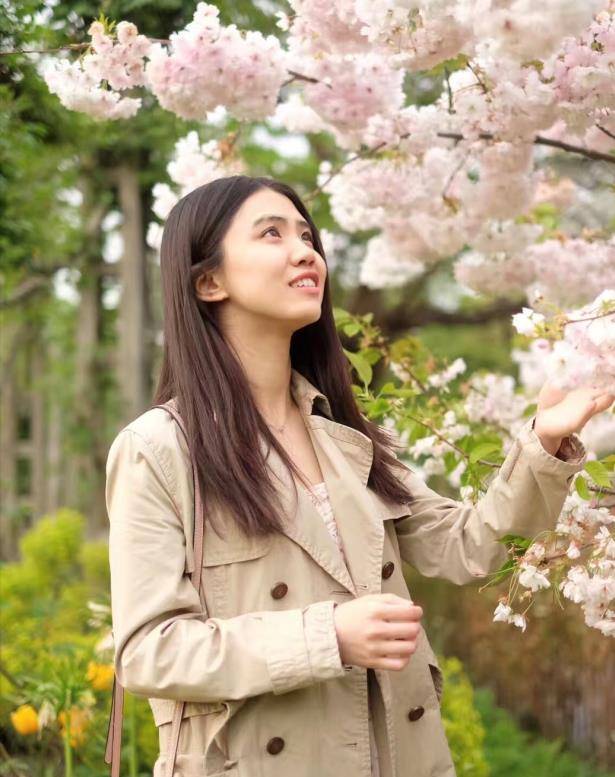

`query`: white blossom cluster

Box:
[146,130,246,251]
[43,20,151,119]
[511,289,615,392]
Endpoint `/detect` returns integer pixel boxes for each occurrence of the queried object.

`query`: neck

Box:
[223,322,294,422]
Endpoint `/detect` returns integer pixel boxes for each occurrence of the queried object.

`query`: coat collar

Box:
[264,369,389,597]
[289,367,333,420]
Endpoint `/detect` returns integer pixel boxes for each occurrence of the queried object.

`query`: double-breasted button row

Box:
[270,582,288,599]
[266,736,285,754]
[407,706,425,722]
[381,561,395,579]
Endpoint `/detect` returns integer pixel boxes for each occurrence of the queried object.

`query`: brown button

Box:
[382,561,395,579]
[266,736,285,755]
[270,582,288,600]
[408,706,425,722]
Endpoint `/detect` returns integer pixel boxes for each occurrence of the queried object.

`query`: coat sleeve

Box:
[106,428,345,703]
[389,416,588,585]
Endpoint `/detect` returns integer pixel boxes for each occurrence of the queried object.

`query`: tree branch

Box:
[0,276,51,309]
[381,297,523,337]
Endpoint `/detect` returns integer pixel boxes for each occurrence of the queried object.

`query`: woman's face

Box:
[197,188,327,332]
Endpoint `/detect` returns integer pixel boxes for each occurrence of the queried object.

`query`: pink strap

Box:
[105,402,205,777]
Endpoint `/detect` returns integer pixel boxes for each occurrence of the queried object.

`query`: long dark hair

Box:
[152,175,414,539]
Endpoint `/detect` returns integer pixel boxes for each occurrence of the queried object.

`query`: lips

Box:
[289,271,319,287]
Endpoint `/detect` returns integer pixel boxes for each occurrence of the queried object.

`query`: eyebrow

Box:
[252,214,313,235]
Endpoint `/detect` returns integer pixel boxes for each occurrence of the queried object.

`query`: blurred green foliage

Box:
[440,656,489,776]
[474,688,615,777]
[0,509,158,775]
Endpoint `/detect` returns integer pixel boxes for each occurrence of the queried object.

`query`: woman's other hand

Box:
[333,593,423,671]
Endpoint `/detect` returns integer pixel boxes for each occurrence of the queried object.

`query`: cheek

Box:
[225,252,287,306]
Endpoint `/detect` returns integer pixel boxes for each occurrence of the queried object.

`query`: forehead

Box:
[231,188,306,229]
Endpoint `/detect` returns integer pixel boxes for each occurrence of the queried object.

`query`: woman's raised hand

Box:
[534,381,614,453]
[333,593,423,671]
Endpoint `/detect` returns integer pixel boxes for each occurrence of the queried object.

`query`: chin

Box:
[288,308,322,330]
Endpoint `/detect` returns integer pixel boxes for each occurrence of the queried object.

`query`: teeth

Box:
[291,278,316,287]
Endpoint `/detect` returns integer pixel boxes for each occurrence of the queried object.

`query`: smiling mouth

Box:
[289,283,319,292]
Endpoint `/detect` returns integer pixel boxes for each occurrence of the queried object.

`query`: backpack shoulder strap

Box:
[105,401,205,777]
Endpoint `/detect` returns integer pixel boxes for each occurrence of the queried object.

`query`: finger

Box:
[591,394,615,414]
[376,657,408,671]
[377,602,423,622]
[379,621,422,641]
[375,640,417,659]
[598,392,615,407]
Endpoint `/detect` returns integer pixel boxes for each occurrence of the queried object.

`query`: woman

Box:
[105,175,609,777]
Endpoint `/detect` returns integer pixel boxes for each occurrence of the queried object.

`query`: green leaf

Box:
[600,454,615,469]
[469,442,501,464]
[344,348,372,388]
[379,382,397,394]
[575,476,590,500]
[496,534,532,551]
[342,322,361,337]
[391,388,419,398]
[584,460,612,488]
[485,558,516,587]
[362,347,383,366]
[444,450,458,474]
[333,307,352,327]
[366,398,391,416]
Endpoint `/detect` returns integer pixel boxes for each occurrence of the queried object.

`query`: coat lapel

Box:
[261,369,390,598]
[304,417,387,598]
[263,433,357,595]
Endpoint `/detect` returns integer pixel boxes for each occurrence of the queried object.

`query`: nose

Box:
[290,238,317,265]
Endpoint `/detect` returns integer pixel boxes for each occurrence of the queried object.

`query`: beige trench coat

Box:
[106,368,587,777]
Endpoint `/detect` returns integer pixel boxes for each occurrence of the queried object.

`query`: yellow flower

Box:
[86,660,114,692]
[11,704,39,735]
[58,706,91,748]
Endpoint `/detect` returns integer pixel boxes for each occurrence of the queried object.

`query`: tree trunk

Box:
[0,319,20,560]
[116,164,149,423]
[65,171,107,535]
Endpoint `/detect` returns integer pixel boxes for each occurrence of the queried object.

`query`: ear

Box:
[195,270,228,303]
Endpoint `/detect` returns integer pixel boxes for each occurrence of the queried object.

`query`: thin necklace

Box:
[265,402,324,494]
[264,396,294,434]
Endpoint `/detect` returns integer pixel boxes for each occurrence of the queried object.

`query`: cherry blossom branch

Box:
[307,139,389,202]
[1,42,91,55]
[477,537,602,592]
[395,364,429,394]
[466,62,489,94]
[466,385,520,438]
[436,131,615,164]
[443,66,455,114]
[442,149,471,200]
[588,484,615,496]
[310,125,615,200]
[282,69,323,87]
[596,122,615,141]
[6,34,614,168]
[0,38,171,56]
[403,412,501,468]
[563,307,615,325]
[538,538,602,565]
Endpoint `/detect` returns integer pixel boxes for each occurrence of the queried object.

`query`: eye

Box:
[262,226,314,244]
[262,226,281,238]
